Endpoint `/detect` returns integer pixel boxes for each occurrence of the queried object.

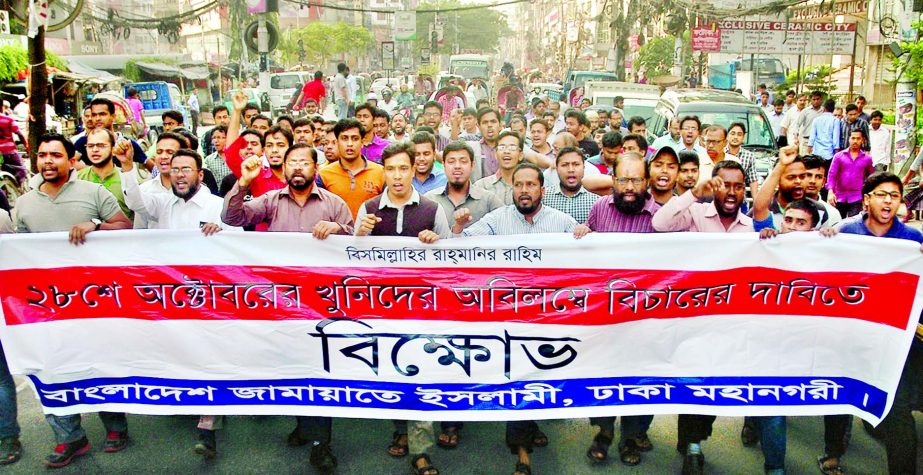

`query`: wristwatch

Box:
[91,218,102,230]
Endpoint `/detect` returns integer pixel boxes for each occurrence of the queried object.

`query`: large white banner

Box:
[0,231,920,425]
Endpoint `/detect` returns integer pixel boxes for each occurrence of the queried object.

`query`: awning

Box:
[65,59,122,83]
[178,65,210,81]
[134,61,183,77]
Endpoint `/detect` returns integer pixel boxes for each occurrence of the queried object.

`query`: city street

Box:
[5,379,921,474]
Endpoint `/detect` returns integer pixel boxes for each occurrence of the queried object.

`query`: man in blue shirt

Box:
[808,99,841,160]
[410,131,447,194]
[839,171,923,475]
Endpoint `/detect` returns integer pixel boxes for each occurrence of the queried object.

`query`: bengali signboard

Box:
[894,83,917,164]
[716,20,856,55]
[0,231,921,424]
[692,27,722,52]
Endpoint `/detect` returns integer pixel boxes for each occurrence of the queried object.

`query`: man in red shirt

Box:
[295,71,326,113]
[0,113,27,185]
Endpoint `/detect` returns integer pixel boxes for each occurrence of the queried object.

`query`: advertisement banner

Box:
[716,20,856,55]
[0,231,920,424]
[394,11,416,41]
[894,82,917,164]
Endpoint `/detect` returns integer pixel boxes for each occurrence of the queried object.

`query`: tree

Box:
[607,0,683,80]
[0,45,68,83]
[635,36,675,79]
[412,0,511,55]
[893,20,923,89]
[278,22,373,68]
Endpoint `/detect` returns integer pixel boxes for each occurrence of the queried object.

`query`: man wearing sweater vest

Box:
[354,141,450,475]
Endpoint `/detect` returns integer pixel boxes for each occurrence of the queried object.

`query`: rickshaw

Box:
[355,73,372,104]
[496,84,525,119]
[430,85,468,123]
[93,91,137,139]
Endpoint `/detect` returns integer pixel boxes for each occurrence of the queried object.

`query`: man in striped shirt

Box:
[458,162,578,475]
[543,147,598,223]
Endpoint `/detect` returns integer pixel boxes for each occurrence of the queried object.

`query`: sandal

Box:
[586,431,612,464]
[634,431,653,452]
[388,431,409,458]
[513,461,532,475]
[0,437,21,465]
[410,453,439,475]
[619,438,642,466]
[436,425,459,449]
[817,454,845,475]
[531,429,548,448]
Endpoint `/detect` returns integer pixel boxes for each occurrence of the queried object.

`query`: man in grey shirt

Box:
[795,91,825,156]
[425,141,503,229]
[12,133,132,469]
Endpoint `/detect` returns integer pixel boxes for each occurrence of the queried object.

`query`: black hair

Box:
[266,125,294,146]
[333,118,365,139]
[601,131,622,149]
[713,159,744,178]
[293,118,314,131]
[243,103,260,115]
[497,130,524,150]
[212,105,228,116]
[443,140,475,162]
[476,107,500,124]
[156,131,187,148]
[239,128,266,147]
[162,110,184,124]
[622,133,648,151]
[870,110,884,120]
[314,70,324,80]
[679,115,701,130]
[283,143,319,164]
[678,150,699,169]
[126,87,139,98]
[355,102,376,117]
[89,97,115,114]
[380,141,415,166]
[512,162,544,186]
[171,148,203,170]
[728,121,747,135]
[86,127,116,146]
[822,99,835,112]
[372,107,390,121]
[423,100,443,113]
[844,104,858,113]
[250,114,271,126]
[529,118,550,131]
[862,172,903,196]
[564,109,589,126]
[337,63,347,73]
[212,124,228,135]
[627,116,646,130]
[772,99,785,107]
[810,90,824,98]
[411,131,437,150]
[555,145,585,166]
[38,132,76,158]
[276,114,295,127]
[462,107,477,118]
[786,199,820,227]
[801,154,829,173]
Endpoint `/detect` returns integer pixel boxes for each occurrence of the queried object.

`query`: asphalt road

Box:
[4,380,921,474]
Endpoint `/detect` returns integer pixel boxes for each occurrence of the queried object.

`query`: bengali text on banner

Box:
[0,230,920,425]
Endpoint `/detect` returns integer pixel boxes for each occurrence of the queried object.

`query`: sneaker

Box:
[44,437,91,469]
[741,420,760,447]
[103,431,129,453]
[309,442,337,475]
[193,430,217,459]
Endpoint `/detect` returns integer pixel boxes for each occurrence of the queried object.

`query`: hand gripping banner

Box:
[0,230,920,425]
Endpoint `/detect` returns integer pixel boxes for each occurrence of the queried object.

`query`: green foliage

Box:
[635,35,676,78]
[278,22,373,68]
[893,20,923,89]
[412,0,511,55]
[774,65,835,95]
[123,57,181,82]
[0,45,67,83]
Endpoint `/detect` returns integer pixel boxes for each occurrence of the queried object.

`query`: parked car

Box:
[649,88,778,182]
[224,88,271,117]
[263,71,310,118]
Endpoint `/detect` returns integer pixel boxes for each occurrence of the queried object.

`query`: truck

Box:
[708,57,787,91]
[124,81,188,137]
[582,81,662,125]
[448,54,491,80]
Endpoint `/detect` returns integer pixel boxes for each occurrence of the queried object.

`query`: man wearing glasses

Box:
[573,150,662,467]
[677,116,711,184]
[838,172,923,475]
[471,131,524,205]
